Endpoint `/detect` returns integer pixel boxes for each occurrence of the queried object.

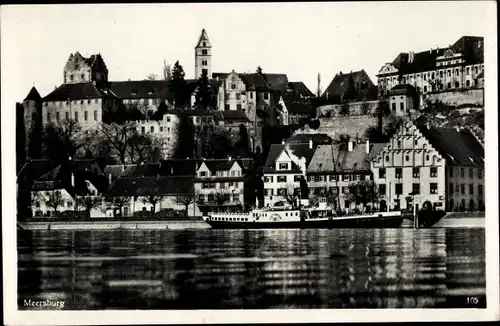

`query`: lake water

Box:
[17,228,486,309]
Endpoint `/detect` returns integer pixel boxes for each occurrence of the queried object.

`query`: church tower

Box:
[195,29,212,79]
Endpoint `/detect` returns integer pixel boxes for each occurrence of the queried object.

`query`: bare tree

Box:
[42,119,84,163]
[127,132,163,164]
[106,196,130,217]
[174,193,196,217]
[146,74,158,80]
[99,122,136,164]
[45,190,65,216]
[76,195,102,219]
[316,73,322,97]
[163,60,172,80]
[141,195,164,218]
[282,184,301,207]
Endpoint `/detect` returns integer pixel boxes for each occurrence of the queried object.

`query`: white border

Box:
[2,3,499,324]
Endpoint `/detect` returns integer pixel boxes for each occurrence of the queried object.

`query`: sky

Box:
[1,2,495,103]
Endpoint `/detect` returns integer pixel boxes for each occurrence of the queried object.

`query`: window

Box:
[47,112,51,122]
[426,155,430,161]
[412,183,420,195]
[449,183,454,194]
[277,176,287,182]
[294,175,301,182]
[379,184,386,196]
[199,171,207,177]
[70,75,74,81]
[80,100,84,104]
[405,155,410,162]
[385,155,389,162]
[474,66,478,74]
[329,175,338,182]
[263,93,269,100]
[395,168,402,179]
[150,126,154,133]
[278,188,287,196]
[56,112,60,122]
[423,86,427,92]
[447,82,451,89]
[400,102,404,111]
[455,81,460,88]
[455,69,459,76]
[231,84,236,90]
[392,103,396,111]
[342,186,348,194]
[449,168,454,177]
[224,104,230,111]
[236,104,242,110]
[430,183,438,194]
[236,93,241,100]
[478,184,483,196]
[265,189,273,196]
[455,184,460,193]
[460,184,465,195]
[141,127,145,134]
[84,111,88,121]
[160,127,164,132]
[467,168,473,178]
[461,168,465,177]
[423,74,427,81]
[412,167,420,178]
[342,175,351,182]
[430,167,437,177]
[469,184,474,195]
[279,163,288,170]
[431,72,435,79]
[35,201,40,208]
[395,183,403,195]
[65,112,69,121]
[466,80,471,87]
[74,112,79,122]
[447,70,451,77]
[478,168,483,179]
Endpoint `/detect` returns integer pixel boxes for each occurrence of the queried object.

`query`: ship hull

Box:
[204,216,405,229]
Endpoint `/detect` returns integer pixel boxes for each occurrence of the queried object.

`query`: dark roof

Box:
[24,86,42,102]
[265,74,289,92]
[201,159,240,172]
[159,159,200,176]
[390,84,418,96]
[322,70,376,102]
[263,143,316,173]
[109,80,170,99]
[196,29,210,48]
[286,133,332,145]
[106,176,194,197]
[387,36,484,75]
[212,110,250,122]
[281,94,314,114]
[42,82,118,102]
[307,142,384,174]
[287,82,315,97]
[17,159,56,180]
[416,125,484,167]
[239,73,272,92]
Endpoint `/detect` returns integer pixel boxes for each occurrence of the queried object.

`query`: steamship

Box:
[202,198,405,229]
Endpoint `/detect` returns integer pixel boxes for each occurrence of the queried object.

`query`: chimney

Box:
[170,167,174,175]
[281,140,285,145]
[228,156,232,161]
[108,173,112,184]
[121,164,125,172]
[339,71,342,75]
[309,139,313,149]
[71,173,75,187]
[365,140,370,154]
[348,141,353,152]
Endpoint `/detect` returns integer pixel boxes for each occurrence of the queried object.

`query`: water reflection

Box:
[17,228,485,309]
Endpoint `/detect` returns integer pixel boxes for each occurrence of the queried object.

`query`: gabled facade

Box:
[321,70,377,104]
[63,52,108,84]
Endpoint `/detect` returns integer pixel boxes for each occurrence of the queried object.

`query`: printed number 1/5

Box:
[467,297,479,304]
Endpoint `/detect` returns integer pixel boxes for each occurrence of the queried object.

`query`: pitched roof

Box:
[285,133,332,145]
[265,74,289,92]
[109,80,170,99]
[415,124,484,166]
[307,142,383,174]
[159,159,200,176]
[212,110,250,122]
[263,143,316,173]
[17,159,56,180]
[287,82,315,97]
[390,84,418,96]
[239,73,272,92]
[42,82,117,102]
[202,159,239,172]
[212,72,288,92]
[388,36,484,75]
[196,29,211,48]
[281,93,314,114]
[322,70,376,102]
[24,86,42,102]
[106,176,194,197]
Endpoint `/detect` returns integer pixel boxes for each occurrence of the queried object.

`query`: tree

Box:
[309,119,320,130]
[99,122,136,164]
[106,196,129,217]
[172,113,195,159]
[194,69,213,110]
[127,132,162,164]
[146,74,158,80]
[171,61,187,108]
[345,73,357,101]
[339,102,350,116]
[316,73,322,98]
[163,60,172,80]
[76,195,102,219]
[256,66,268,83]
[345,180,379,211]
[282,184,301,207]
[204,127,234,159]
[175,194,195,217]
[45,190,64,216]
[235,124,250,157]
[141,195,164,218]
[42,119,83,164]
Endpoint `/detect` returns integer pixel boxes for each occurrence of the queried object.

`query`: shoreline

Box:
[18,219,211,230]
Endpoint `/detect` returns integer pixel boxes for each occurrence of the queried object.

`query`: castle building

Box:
[377,36,484,98]
[63,52,109,84]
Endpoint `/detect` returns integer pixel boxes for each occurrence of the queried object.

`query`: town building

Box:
[63,52,109,85]
[306,141,386,210]
[194,158,252,210]
[30,159,108,217]
[262,141,316,207]
[377,36,484,98]
[320,70,378,104]
[388,84,419,117]
[278,93,315,125]
[370,120,484,211]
